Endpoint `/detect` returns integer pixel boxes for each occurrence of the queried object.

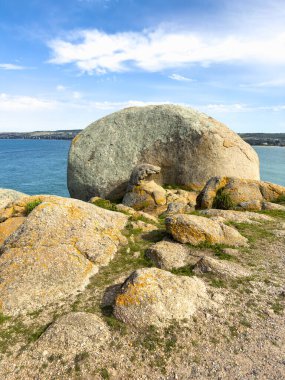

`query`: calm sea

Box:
[0,140,284,196]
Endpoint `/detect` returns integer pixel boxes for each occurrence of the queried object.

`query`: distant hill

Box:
[0,130,81,140]
[239,133,285,147]
[0,130,285,146]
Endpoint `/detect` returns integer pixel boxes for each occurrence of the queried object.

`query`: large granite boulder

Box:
[0,196,128,316]
[68,105,260,201]
[197,177,285,210]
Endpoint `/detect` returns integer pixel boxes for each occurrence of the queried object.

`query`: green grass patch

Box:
[229,222,274,244]
[259,209,285,220]
[25,200,42,215]
[210,278,227,288]
[91,198,119,212]
[273,194,285,205]
[171,265,195,277]
[213,189,235,210]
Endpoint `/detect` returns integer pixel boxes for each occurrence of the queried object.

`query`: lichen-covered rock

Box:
[113,268,211,327]
[123,164,166,210]
[0,188,26,210]
[146,240,200,270]
[199,209,273,224]
[197,177,285,210]
[166,189,197,207]
[193,256,251,278]
[0,217,26,246]
[0,196,128,315]
[165,214,248,247]
[68,105,259,201]
[165,202,193,215]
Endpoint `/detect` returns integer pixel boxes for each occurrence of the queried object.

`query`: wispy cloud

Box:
[0,63,28,71]
[241,79,285,88]
[169,74,193,82]
[48,26,285,74]
[0,93,56,111]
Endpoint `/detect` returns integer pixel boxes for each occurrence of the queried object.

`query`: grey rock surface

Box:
[68,105,260,201]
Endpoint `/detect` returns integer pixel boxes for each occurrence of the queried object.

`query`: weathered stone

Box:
[123,164,166,210]
[193,256,251,278]
[199,209,273,224]
[115,203,159,223]
[165,202,194,215]
[0,196,128,315]
[166,189,197,207]
[262,202,285,211]
[146,240,200,270]
[129,219,158,233]
[0,188,26,210]
[165,214,248,247]
[68,105,259,201]
[0,217,26,246]
[113,268,211,327]
[36,312,110,354]
[197,177,285,210]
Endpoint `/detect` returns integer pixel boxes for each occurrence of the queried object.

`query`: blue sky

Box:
[0,0,285,132]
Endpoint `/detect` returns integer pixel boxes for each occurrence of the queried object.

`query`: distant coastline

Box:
[0,130,285,146]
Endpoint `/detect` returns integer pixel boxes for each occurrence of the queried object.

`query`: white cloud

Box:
[72,91,82,99]
[241,79,285,88]
[0,93,56,111]
[0,63,28,70]
[56,85,66,91]
[169,74,193,82]
[48,27,285,74]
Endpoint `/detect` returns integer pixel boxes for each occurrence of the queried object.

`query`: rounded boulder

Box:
[68,105,260,201]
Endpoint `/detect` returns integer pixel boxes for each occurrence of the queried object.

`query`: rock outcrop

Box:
[0,196,128,315]
[165,214,248,246]
[113,268,211,327]
[68,105,259,201]
[197,177,285,210]
[0,188,26,210]
[122,164,166,210]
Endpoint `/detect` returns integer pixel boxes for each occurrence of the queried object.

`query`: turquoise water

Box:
[0,139,70,196]
[0,140,284,196]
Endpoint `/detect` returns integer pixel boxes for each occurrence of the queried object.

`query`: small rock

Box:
[146,240,200,270]
[193,256,251,278]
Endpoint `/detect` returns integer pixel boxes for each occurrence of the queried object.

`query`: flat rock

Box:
[0,196,128,315]
[146,240,200,270]
[68,105,259,201]
[113,268,211,327]
[37,312,110,354]
[165,214,248,247]
[199,209,273,224]
[0,188,26,210]
[193,256,251,278]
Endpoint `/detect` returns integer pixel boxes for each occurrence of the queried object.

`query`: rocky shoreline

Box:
[0,105,284,379]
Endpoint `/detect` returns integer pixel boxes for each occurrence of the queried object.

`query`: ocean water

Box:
[0,140,284,196]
